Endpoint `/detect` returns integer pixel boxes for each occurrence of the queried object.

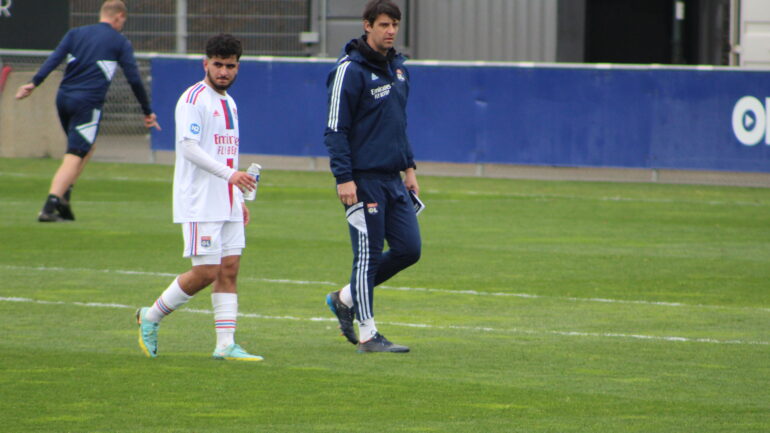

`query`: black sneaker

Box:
[59,186,75,220]
[357,332,410,353]
[38,211,65,222]
[56,201,75,221]
[326,290,357,345]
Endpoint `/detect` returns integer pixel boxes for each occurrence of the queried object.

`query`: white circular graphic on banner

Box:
[732,96,765,146]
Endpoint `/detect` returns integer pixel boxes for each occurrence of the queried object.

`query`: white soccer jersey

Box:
[173,81,243,223]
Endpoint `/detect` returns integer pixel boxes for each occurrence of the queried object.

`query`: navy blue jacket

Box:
[33,22,151,115]
[324,37,416,184]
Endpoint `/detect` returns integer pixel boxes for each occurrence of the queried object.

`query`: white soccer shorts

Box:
[182,221,245,265]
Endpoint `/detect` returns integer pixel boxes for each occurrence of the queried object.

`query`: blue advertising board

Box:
[151,57,770,173]
[150,57,331,158]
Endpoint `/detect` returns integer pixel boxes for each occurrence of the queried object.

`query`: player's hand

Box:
[337,181,357,206]
[229,171,256,193]
[15,83,35,100]
[404,167,419,195]
[144,113,161,130]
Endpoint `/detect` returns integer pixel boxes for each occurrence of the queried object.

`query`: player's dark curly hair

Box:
[205,34,243,60]
[362,0,401,24]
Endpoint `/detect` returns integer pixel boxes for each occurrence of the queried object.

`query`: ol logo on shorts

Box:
[190,123,201,134]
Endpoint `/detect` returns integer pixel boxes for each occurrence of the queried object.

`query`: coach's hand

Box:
[337,181,357,206]
[229,171,257,193]
[404,167,419,196]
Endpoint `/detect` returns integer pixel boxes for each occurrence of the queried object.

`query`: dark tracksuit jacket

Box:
[33,22,151,114]
[324,37,416,184]
[324,37,421,323]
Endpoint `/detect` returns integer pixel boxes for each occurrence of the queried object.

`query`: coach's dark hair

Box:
[362,0,401,24]
[205,34,243,60]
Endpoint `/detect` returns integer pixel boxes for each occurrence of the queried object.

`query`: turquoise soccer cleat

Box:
[212,344,264,362]
[135,307,159,358]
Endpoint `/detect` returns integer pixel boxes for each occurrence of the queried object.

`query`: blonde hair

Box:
[100,0,127,17]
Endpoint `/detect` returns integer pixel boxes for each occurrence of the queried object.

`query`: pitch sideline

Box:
[2,264,768,313]
[0,295,767,346]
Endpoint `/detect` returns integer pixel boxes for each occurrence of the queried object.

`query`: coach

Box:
[324,0,421,353]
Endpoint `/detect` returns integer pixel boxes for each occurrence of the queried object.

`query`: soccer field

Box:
[1,157,768,432]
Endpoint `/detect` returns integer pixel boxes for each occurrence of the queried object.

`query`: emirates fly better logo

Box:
[732,96,770,146]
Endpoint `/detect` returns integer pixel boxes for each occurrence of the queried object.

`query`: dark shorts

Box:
[56,92,103,158]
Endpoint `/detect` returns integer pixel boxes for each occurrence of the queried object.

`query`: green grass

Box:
[1,157,768,432]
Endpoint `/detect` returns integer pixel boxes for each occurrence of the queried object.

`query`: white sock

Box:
[358,318,378,343]
[145,277,192,322]
[339,284,353,307]
[212,292,238,350]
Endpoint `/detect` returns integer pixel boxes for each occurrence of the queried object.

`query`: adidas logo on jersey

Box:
[213,110,222,117]
[371,73,379,81]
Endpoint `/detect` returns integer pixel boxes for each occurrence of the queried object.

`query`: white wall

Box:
[738,0,770,67]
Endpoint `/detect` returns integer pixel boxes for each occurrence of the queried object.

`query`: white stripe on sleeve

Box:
[328,60,351,131]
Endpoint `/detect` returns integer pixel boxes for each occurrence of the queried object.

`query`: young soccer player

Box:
[135,34,262,361]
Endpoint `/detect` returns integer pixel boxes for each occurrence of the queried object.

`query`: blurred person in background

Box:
[15,0,159,222]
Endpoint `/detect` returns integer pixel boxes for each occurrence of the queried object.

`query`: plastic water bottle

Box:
[243,163,261,201]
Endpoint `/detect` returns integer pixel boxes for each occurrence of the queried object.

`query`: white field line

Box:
[0,296,766,346]
[423,189,769,207]
[2,171,766,207]
[3,264,769,313]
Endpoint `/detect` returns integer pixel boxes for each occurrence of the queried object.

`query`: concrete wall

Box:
[0,71,65,158]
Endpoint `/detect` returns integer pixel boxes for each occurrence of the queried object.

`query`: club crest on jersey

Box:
[396,69,406,82]
[201,236,211,248]
[367,203,379,215]
[190,123,201,134]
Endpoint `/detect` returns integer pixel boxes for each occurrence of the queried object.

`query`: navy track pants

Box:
[345,173,421,322]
